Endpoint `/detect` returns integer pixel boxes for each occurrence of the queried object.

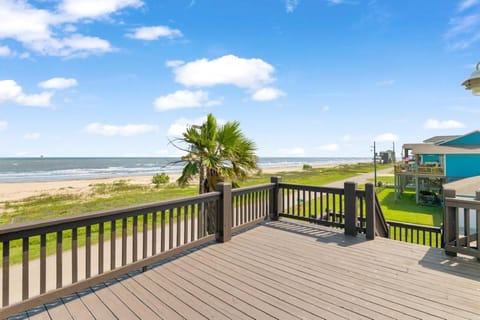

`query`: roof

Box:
[444,175,480,197]
[403,143,480,154]
[423,135,460,144]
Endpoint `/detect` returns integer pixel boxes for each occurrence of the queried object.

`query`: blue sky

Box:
[0,0,479,158]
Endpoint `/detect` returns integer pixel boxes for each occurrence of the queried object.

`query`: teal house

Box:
[394,130,480,203]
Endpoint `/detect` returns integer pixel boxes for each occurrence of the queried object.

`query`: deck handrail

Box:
[443,189,480,259]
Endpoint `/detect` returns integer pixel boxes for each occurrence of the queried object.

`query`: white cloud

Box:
[0,45,11,57]
[58,0,143,20]
[173,55,276,89]
[24,132,40,140]
[165,60,185,68]
[285,0,300,13]
[459,0,479,12]
[15,92,53,107]
[327,0,346,4]
[341,134,351,142]
[444,14,480,49]
[278,147,305,156]
[424,119,466,129]
[127,26,182,40]
[375,132,399,142]
[0,80,53,107]
[39,77,78,90]
[167,116,226,137]
[154,90,221,111]
[322,105,330,112]
[252,87,285,101]
[84,123,158,136]
[0,0,137,58]
[317,144,339,152]
[0,121,8,131]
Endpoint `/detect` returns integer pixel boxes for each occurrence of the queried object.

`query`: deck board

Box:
[8,219,480,320]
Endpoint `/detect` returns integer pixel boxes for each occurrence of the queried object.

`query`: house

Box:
[394,130,480,203]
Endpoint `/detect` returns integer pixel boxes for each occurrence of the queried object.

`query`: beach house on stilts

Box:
[395,130,480,203]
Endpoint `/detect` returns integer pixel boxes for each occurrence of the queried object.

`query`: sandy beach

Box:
[0,164,333,203]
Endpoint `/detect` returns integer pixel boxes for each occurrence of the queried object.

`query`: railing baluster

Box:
[22,237,29,300]
[40,234,46,293]
[111,220,116,270]
[98,223,104,274]
[72,228,78,283]
[465,209,470,248]
[122,218,127,266]
[190,205,195,242]
[169,209,173,249]
[56,231,62,289]
[184,206,188,245]
[133,216,138,262]
[143,213,148,259]
[176,208,181,247]
[3,240,9,307]
[152,211,157,256]
[86,225,91,278]
[455,208,459,248]
[161,210,166,251]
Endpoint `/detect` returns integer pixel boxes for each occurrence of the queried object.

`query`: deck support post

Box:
[216,183,232,243]
[344,182,358,237]
[270,177,282,221]
[365,183,375,240]
[443,189,457,256]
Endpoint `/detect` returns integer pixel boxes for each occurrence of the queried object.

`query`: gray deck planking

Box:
[7,219,480,320]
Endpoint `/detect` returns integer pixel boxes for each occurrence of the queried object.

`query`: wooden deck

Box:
[9,220,480,320]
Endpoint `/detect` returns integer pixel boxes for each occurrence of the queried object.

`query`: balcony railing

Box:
[394,163,444,176]
[444,189,480,260]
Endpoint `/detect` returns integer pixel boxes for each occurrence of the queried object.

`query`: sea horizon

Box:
[0,156,372,183]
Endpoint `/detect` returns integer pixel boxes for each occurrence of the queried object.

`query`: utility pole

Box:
[392,141,396,163]
[373,141,377,187]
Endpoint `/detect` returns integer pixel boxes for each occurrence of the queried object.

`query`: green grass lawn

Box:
[377,187,443,227]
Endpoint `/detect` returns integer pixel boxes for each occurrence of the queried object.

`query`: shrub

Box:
[152,173,170,187]
[303,164,313,170]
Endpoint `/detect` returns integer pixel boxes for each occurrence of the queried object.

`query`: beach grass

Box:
[1,162,390,225]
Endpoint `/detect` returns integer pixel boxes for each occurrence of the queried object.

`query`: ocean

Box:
[0,157,372,183]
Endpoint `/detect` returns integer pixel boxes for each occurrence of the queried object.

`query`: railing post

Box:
[216,183,232,243]
[344,182,358,237]
[443,189,457,257]
[365,183,375,240]
[476,190,480,261]
[270,177,282,221]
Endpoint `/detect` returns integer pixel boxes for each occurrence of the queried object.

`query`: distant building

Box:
[394,130,480,203]
[379,150,395,164]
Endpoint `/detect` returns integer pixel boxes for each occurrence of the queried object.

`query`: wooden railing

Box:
[0,178,411,318]
[443,189,480,260]
[274,179,386,239]
[394,164,444,176]
[388,221,443,248]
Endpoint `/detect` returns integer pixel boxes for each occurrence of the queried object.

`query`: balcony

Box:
[394,163,445,177]
[1,179,479,319]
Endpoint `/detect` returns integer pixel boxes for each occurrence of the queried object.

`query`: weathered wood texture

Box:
[9,220,480,320]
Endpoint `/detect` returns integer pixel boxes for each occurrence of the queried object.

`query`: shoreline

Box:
[0,164,338,203]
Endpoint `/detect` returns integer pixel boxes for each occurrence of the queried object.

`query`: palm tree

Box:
[172,113,258,233]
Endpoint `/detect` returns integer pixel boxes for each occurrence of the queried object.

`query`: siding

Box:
[445,154,480,177]
[421,154,440,163]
